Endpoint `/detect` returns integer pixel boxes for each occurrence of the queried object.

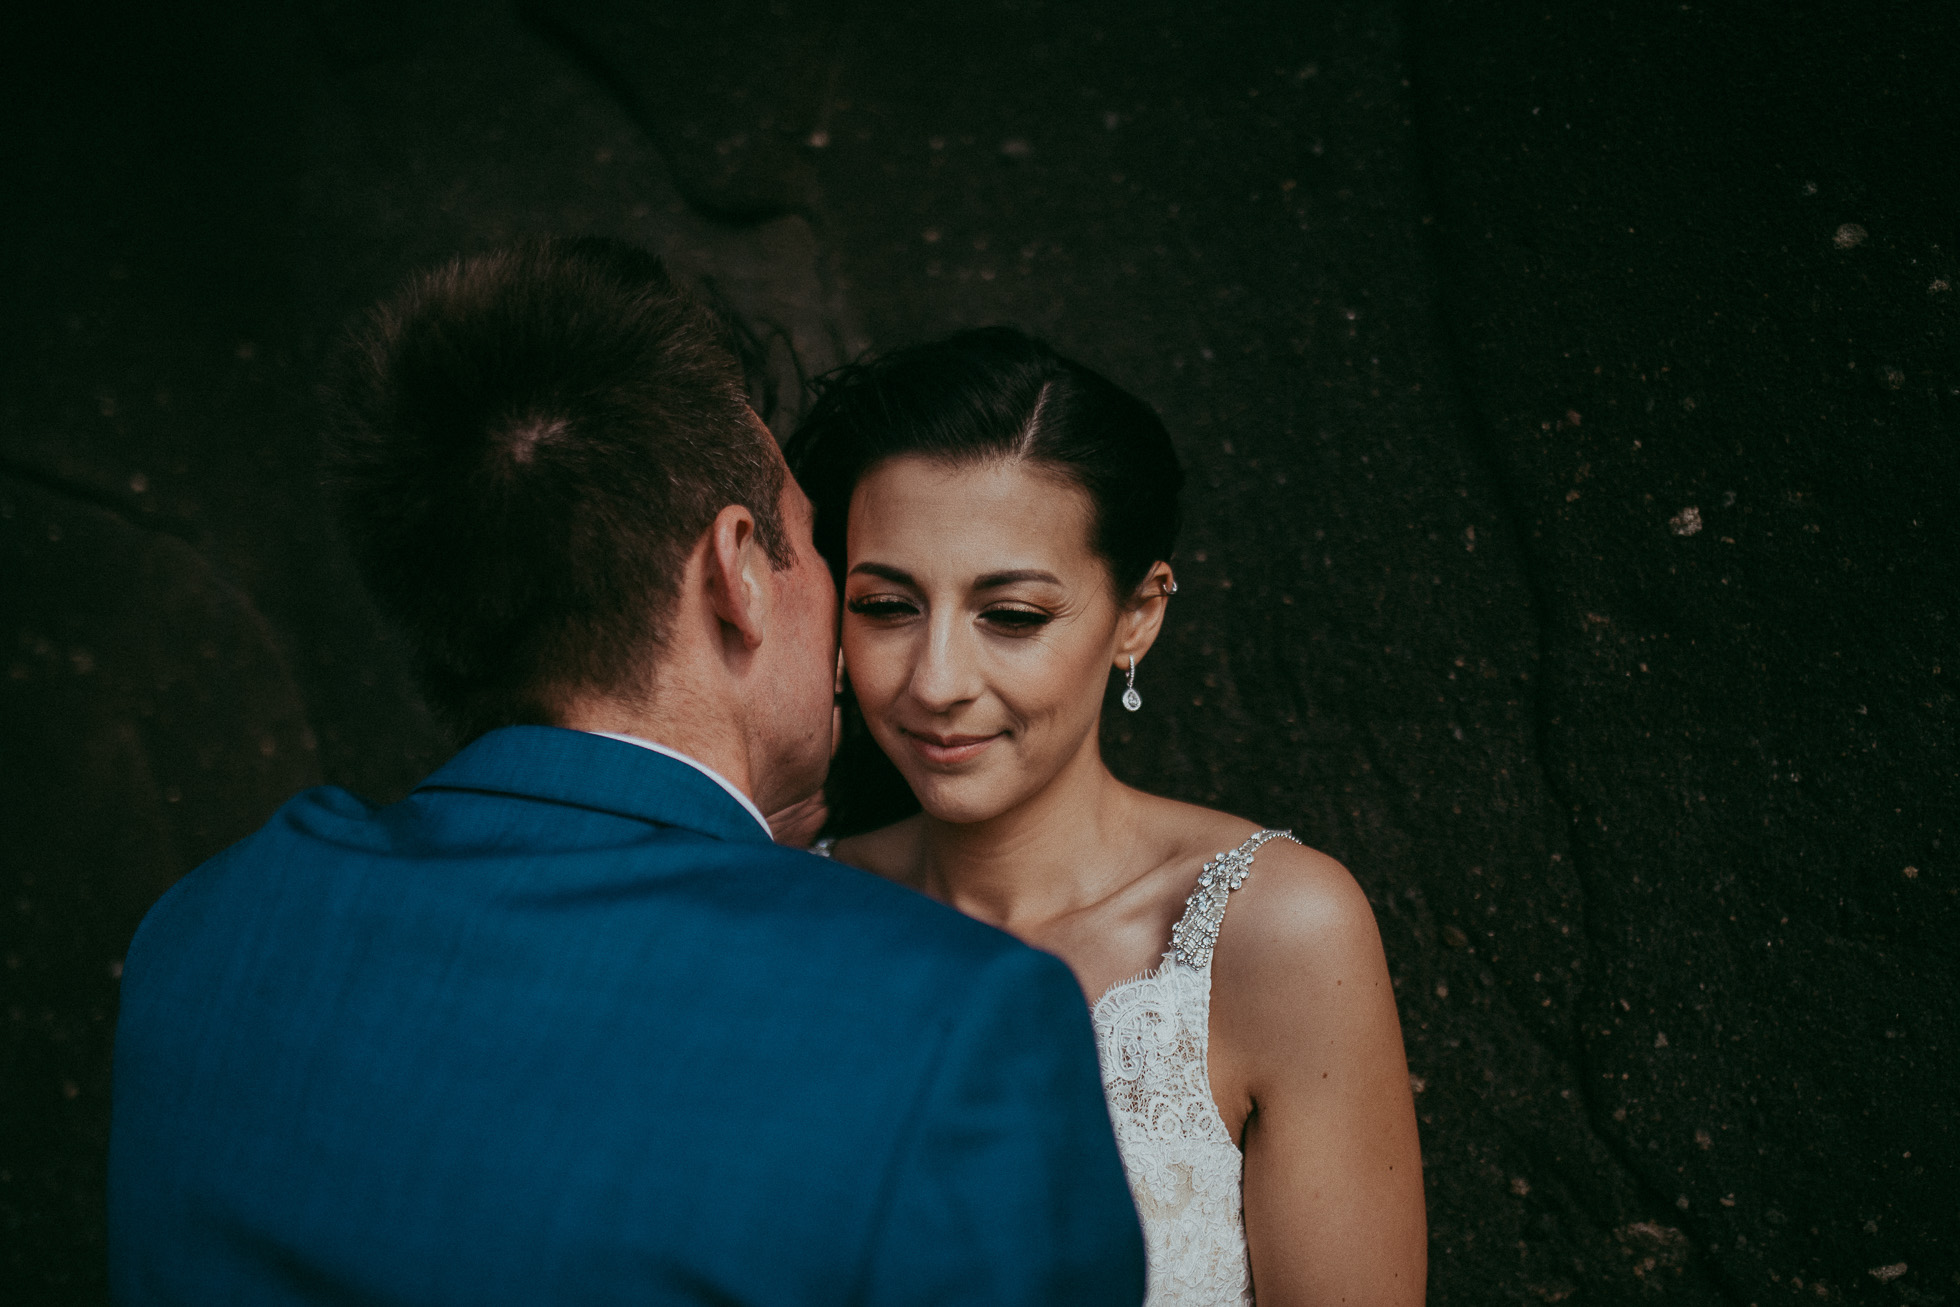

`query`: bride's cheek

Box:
[841,633,899,706]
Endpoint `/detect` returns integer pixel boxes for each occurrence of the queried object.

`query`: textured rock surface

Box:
[1402,4,1957,1299]
[1,476,323,1299]
[2,0,1951,1303]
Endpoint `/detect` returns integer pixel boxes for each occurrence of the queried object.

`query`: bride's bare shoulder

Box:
[832,815,928,888]
[1138,792,1370,954]
[1132,793,1310,872]
[1225,836,1376,956]
[1192,817,1392,1056]
[1130,793,1253,862]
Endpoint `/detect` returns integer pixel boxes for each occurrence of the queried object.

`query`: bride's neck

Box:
[917,733,1141,931]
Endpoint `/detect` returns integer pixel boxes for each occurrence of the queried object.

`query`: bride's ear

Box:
[1113,561,1175,667]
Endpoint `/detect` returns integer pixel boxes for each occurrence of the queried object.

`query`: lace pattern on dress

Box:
[1091,830,1299,1307]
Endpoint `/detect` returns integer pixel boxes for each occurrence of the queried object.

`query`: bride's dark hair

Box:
[784,325,1185,835]
[785,325,1184,597]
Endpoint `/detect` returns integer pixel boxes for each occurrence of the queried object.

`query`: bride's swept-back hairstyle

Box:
[784,325,1184,597]
[784,325,1185,834]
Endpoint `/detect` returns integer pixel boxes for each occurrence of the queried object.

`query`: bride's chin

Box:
[911,776,1013,827]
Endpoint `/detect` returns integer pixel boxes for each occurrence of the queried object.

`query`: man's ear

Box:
[705,504,768,651]
[1113,561,1176,669]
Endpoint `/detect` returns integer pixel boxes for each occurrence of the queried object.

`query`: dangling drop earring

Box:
[1121,655,1143,712]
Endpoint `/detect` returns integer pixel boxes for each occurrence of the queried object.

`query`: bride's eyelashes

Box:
[977,604,1053,634]
[844,594,1057,634]
[845,594,918,620]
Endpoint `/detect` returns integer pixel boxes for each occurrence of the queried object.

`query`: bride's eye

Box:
[980,605,1052,633]
[846,595,919,620]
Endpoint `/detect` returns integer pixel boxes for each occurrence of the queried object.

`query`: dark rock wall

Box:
[1404,3,1957,1299]
[1,1,1950,1302]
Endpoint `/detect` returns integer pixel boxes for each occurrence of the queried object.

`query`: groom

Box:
[108,240,1144,1304]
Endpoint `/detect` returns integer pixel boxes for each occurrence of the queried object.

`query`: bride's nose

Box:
[907,612,982,713]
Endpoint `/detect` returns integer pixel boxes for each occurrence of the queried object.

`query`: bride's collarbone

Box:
[1028,810,1273,1001]
[834,800,1300,981]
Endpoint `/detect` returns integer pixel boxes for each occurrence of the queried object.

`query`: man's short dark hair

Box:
[327,238,790,741]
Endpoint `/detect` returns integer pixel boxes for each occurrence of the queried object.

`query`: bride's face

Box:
[842,454,1135,825]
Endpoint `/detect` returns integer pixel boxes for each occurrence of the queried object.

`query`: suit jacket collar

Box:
[414,725,775,847]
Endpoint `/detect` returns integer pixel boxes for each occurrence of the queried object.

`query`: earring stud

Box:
[1122,655,1143,712]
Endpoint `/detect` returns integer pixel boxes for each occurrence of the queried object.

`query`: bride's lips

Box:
[900,728,1004,767]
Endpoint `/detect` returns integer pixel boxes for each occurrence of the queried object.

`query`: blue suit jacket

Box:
[109,727,1144,1305]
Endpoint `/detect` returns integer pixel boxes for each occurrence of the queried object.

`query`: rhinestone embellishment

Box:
[1168,829,1301,969]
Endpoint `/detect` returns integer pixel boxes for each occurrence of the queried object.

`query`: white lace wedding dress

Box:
[811,827,1298,1304]
[1091,830,1300,1307]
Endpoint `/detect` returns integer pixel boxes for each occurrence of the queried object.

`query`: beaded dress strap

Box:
[1167,829,1300,969]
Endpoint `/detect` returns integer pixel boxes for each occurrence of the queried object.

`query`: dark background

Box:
[3,1,1953,1302]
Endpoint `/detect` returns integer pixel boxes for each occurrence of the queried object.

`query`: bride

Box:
[783,327,1426,1306]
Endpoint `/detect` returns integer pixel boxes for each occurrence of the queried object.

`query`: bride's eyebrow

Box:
[846,563,1062,590]
[974,569,1062,589]
[847,561,915,585]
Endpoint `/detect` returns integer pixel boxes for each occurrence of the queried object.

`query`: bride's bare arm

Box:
[1210,844,1427,1306]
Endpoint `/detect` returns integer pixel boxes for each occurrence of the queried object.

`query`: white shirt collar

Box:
[584,732,772,838]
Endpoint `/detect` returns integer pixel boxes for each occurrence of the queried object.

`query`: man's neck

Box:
[558,697,756,808]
